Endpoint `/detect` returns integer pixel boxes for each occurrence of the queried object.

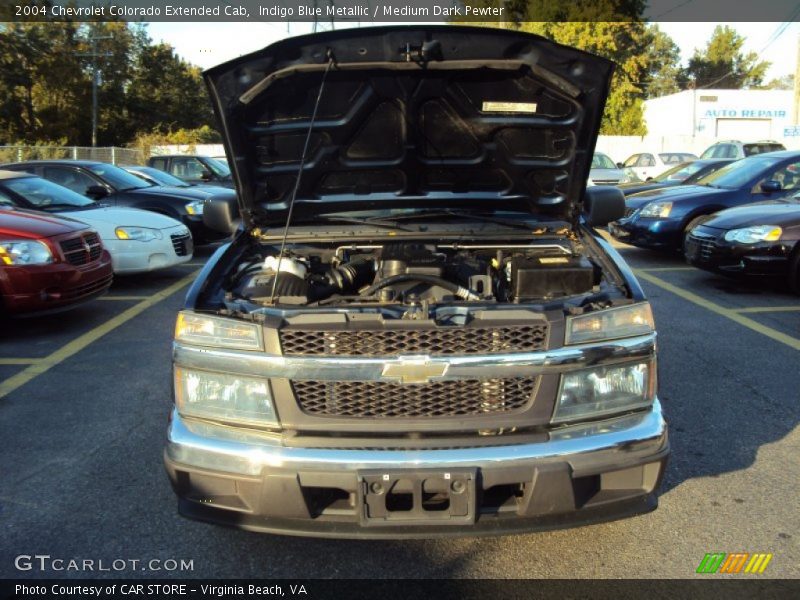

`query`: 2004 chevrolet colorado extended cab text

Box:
[164,26,669,538]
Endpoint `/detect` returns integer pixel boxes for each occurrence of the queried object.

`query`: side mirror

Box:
[760,180,782,193]
[203,196,239,234]
[584,186,625,227]
[616,162,624,169]
[85,185,109,199]
[200,170,213,182]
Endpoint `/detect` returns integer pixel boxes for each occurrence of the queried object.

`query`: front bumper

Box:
[609,217,683,250]
[685,227,791,277]
[104,226,193,274]
[165,400,669,538]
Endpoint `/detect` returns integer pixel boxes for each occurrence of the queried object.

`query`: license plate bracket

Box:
[357,468,477,526]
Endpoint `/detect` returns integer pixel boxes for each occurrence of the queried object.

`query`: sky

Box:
[146,21,800,83]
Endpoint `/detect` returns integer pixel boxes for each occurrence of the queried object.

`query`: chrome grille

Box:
[279,325,549,356]
[170,232,192,257]
[59,232,102,266]
[292,378,538,418]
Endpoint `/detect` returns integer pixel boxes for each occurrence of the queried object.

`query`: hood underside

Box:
[204,26,614,227]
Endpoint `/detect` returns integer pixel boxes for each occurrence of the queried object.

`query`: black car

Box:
[147,155,235,188]
[123,165,234,197]
[609,151,800,251]
[617,159,734,197]
[0,160,233,244]
[685,195,800,292]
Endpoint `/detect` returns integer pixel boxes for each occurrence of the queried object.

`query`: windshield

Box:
[591,153,616,169]
[3,176,95,210]
[88,164,152,191]
[695,156,782,189]
[654,161,705,182]
[132,167,190,188]
[204,157,231,178]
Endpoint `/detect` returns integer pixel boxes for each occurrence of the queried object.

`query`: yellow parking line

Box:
[634,269,800,352]
[98,295,150,301]
[733,306,800,314]
[0,358,43,365]
[183,262,206,266]
[0,270,199,400]
[638,267,695,272]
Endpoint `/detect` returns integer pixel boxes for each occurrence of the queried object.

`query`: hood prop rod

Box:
[269,50,335,304]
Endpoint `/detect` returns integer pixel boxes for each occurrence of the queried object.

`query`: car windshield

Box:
[131,167,190,188]
[204,157,231,178]
[695,156,783,189]
[88,163,152,191]
[591,154,616,169]
[654,161,705,182]
[3,176,95,210]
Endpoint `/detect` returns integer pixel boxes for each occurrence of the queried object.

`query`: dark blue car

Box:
[609,150,800,251]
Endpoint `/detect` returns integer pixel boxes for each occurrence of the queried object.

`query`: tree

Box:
[686,25,770,89]
[762,74,794,90]
[644,25,686,98]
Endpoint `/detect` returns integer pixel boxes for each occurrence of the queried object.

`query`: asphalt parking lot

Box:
[1,239,798,579]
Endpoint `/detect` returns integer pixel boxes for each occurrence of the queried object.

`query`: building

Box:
[644,89,796,141]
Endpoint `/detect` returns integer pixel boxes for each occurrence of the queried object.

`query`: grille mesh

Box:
[292,378,538,418]
[279,325,548,356]
[59,232,102,266]
[687,233,717,260]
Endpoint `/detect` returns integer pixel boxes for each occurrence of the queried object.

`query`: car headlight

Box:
[174,367,278,427]
[0,240,53,265]
[618,170,638,184]
[723,225,782,244]
[185,200,205,215]
[553,361,655,423]
[639,201,673,218]
[565,302,654,345]
[115,227,162,242]
[175,311,264,351]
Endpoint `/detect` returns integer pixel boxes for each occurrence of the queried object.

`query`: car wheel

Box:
[789,248,800,295]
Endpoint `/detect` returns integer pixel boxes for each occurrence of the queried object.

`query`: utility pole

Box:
[77,27,111,147]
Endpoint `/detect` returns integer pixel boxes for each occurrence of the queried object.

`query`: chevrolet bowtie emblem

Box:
[381,357,448,384]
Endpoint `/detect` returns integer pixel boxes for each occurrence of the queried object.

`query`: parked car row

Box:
[607,150,800,293]
[0,156,238,317]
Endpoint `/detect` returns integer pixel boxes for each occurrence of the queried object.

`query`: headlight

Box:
[553,361,655,423]
[185,200,204,215]
[115,227,162,242]
[723,225,782,244]
[174,367,278,427]
[618,170,637,184]
[565,302,654,345]
[639,201,673,218]
[175,311,263,351]
[0,240,53,265]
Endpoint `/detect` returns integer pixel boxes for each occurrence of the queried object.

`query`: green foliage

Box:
[686,26,770,89]
[761,74,794,90]
[0,21,215,147]
[129,125,222,160]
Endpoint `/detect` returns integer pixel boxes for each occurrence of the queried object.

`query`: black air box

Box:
[510,255,596,301]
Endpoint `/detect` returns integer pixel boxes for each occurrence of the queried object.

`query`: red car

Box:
[0,207,113,315]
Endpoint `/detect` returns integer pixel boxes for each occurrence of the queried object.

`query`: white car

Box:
[0,170,193,274]
[621,151,698,181]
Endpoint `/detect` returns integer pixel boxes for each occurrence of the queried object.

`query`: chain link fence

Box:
[0,146,144,165]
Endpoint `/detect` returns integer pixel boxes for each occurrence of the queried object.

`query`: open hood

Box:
[204,26,614,229]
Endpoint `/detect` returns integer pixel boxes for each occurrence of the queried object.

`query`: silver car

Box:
[590,152,638,185]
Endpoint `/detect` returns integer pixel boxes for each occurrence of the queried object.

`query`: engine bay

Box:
[222,238,616,316]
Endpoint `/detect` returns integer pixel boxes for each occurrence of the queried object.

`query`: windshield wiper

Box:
[312,215,414,232]
[367,209,544,232]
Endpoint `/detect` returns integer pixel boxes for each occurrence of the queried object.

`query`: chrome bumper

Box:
[166,399,667,477]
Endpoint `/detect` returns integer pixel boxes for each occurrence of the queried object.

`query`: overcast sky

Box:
[145,21,799,82]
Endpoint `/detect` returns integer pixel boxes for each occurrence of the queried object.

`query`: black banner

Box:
[3,579,800,600]
[2,0,800,23]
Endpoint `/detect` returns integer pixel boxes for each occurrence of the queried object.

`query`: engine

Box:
[227,241,599,307]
